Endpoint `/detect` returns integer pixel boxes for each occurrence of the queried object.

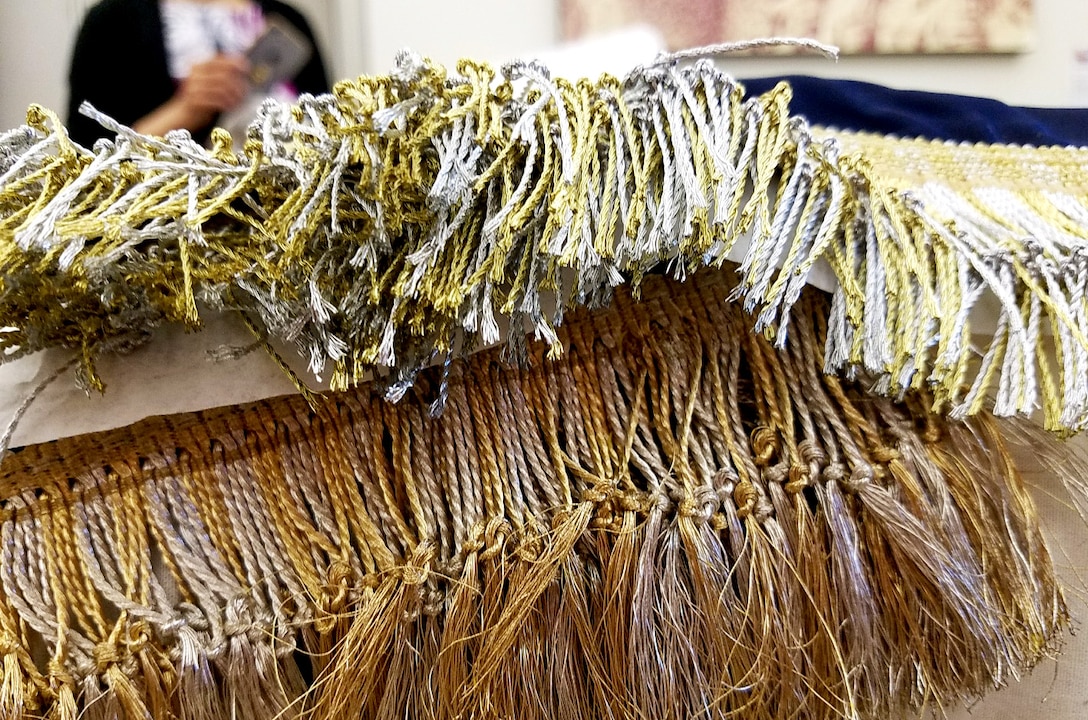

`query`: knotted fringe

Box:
[0,272,1066,720]
[2,52,1088,430]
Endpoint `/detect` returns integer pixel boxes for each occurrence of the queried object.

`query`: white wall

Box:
[357,0,558,77]
[1,0,1087,132]
[0,1,87,130]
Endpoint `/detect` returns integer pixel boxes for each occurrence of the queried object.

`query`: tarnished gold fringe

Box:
[0,271,1065,720]
[2,53,1088,430]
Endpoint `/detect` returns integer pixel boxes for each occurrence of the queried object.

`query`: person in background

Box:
[66,0,330,147]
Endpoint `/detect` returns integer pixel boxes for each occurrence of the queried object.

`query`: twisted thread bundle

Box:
[2,51,1088,427]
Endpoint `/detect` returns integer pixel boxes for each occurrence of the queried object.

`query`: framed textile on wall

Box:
[560,0,1034,54]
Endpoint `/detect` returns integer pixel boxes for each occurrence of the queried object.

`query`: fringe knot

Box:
[751,427,779,465]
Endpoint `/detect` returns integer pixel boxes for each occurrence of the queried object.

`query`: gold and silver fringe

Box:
[0,272,1066,720]
[2,52,1088,428]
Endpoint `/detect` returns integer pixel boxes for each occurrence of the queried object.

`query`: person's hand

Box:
[175,55,251,125]
[133,54,250,136]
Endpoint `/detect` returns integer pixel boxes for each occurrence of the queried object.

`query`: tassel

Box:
[215,602,301,720]
[0,594,40,720]
[44,664,77,720]
[468,503,593,698]
[309,558,428,719]
[173,627,224,720]
[435,546,480,718]
[0,652,28,720]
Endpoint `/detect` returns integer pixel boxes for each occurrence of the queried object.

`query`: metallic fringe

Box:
[1,52,1088,429]
[0,272,1066,720]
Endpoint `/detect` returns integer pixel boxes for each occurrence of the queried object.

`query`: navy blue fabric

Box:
[740,75,1088,148]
